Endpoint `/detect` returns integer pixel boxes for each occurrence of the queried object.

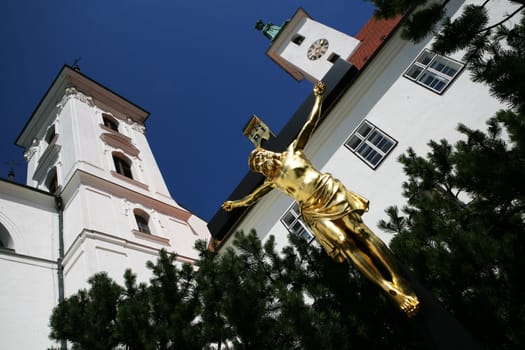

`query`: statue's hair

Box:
[248,148,261,170]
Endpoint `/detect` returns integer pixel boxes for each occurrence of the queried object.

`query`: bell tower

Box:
[257,8,361,82]
[15,65,209,293]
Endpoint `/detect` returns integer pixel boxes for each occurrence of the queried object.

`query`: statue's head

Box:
[249,148,280,177]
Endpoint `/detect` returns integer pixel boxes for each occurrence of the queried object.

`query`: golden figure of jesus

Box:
[222,82,419,316]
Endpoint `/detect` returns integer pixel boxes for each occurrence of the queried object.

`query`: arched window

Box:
[134,209,151,234]
[45,125,56,144]
[45,167,59,193]
[102,114,119,132]
[112,152,133,179]
[0,222,14,250]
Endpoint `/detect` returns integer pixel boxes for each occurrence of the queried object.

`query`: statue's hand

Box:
[314,81,326,96]
[222,201,235,212]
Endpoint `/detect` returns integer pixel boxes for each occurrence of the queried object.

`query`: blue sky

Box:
[0,1,375,221]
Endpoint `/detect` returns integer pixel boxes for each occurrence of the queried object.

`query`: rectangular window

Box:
[404,49,463,94]
[102,114,119,132]
[113,155,133,179]
[281,202,315,243]
[327,53,340,63]
[291,34,305,45]
[134,214,151,234]
[344,120,397,169]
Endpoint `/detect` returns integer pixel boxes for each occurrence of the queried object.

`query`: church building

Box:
[208,1,513,253]
[0,66,210,349]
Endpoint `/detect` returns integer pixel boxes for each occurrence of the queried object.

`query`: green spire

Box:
[255,19,289,42]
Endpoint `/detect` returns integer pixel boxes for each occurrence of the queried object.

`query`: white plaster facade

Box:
[214,0,515,254]
[0,66,210,349]
[0,182,59,349]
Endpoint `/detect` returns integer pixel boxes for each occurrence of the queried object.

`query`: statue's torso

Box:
[271,149,322,203]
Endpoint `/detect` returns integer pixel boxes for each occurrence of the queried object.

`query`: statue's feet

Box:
[398,294,419,317]
[385,283,419,317]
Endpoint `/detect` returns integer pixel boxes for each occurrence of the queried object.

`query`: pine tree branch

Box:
[433,184,468,208]
[475,5,525,34]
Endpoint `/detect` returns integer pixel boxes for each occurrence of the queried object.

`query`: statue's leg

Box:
[316,218,394,293]
[338,214,419,316]
[341,214,402,283]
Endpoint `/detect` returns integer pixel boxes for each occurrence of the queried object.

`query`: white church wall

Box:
[130,125,174,201]
[74,98,104,175]
[61,180,206,294]
[187,214,214,246]
[57,98,79,189]
[0,183,59,348]
[165,215,204,260]
[63,246,89,295]
[0,190,57,259]
[62,186,85,251]
[63,229,194,295]
[83,185,121,235]
[0,253,58,350]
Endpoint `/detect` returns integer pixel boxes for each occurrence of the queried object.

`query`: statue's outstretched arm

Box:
[292,81,326,151]
[222,182,274,211]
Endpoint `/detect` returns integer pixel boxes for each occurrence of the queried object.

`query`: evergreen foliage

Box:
[49,232,427,349]
[379,112,525,349]
[49,273,122,350]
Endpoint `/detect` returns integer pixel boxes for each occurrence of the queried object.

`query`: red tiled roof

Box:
[349,14,403,70]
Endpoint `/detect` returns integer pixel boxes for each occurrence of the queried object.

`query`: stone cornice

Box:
[132,230,170,245]
[60,169,191,223]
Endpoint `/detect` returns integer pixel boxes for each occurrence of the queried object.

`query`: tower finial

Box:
[6,160,16,182]
[255,19,289,42]
[71,57,82,72]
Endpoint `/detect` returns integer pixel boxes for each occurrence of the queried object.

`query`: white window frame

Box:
[280,202,315,243]
[344,120,397,169]
[403,49,464,94]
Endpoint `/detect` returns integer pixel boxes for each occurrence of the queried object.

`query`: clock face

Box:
[307,38,329,60]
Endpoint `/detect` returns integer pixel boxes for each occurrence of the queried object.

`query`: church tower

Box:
[257,7,361,82]
[15,65,209,294]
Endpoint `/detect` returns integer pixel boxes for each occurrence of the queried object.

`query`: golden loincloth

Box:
[299,173,369,261]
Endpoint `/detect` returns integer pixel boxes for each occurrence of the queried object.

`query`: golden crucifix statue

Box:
[222,81,419,317]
